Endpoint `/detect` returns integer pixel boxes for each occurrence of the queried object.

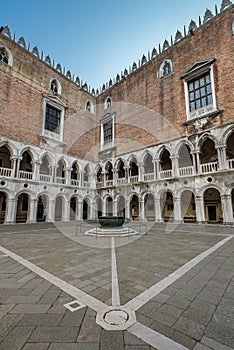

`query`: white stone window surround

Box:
[182,59,217,121]
[100,113,115,150]
[158,59,173,78]
[49,78,62,95]
[85,100,94,114]
[104,96,112,110]
[42,95,66,144]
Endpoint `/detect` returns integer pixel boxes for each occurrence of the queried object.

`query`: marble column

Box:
[195,196,206,223]
[28,198,37,223]
[5,198,17,224]
[221,194,234,225]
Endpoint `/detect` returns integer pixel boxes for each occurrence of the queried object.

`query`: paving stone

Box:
[2,295,41,304]
[60,308,86,327]
[29,326,78,342]
[125,346,150,350]
[10,304,51,314]
[49,344,99,350]
[77,316,101,343]
[201,335,234,350]
[0,314,24,340]
[22,344,50,350]
[150,320,174,338]
[18,313,63,326]
[124,331,146,345]
[193,343,213,350]
[0,304,15,320]
[173,316,206,340]
[37,289,61,304]
[170,331,197,350]
[100,330,124,350]
[0,326,35,350]
[205,321,234,348]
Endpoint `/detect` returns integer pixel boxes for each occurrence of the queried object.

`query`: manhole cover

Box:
[104,309,129,326]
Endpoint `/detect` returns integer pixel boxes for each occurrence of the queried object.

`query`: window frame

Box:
[182,60,217,121]
[100,113,115,150]
[42,97,65,143]
[0,46,13,67]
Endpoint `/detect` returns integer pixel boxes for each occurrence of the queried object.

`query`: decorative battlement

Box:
[0,0,232,96]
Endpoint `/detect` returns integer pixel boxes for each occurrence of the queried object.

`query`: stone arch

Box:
[19,150,34,178]
[83,164,91,182]
[40,154,52,179]
[0,140,17,157]
[199,137,218,168]
[144,192,155,221]
[0,191,8,223]
[128,156,138,177]
[226,130,234,169]
[19,146,38,162]
[83,196,91,220]
[115,159,126,181]
[105,196,113,216]
[160,190,174,222]
[130,194,139,220]
[85,100,94,113]
[116,195,126,217]
[143,152,154,174]
[71,161,80,184]
[16,192,30,223]
[56,158,67,183]
[37,194,49,222]
[203,187,223,223]
[55,195,65,221]
[180,190,196,222]
[94,195,103,218]
[0,144,13,174]
[105,161,113,181]
[178,143,193,169]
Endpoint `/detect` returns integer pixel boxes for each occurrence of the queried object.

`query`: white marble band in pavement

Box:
[129,322,189,350]
[111,237,120,306]
[125,235,233,311]
[0,244,106,313]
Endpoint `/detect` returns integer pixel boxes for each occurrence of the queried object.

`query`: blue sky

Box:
[1,0,219,89]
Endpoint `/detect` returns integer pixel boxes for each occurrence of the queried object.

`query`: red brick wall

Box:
[97,6,234,157]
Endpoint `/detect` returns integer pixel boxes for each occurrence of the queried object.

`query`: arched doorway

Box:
[130,195,139,220]
[181,190,196,223]
[204,188,222,223]
[105,162,113,186]
[160,191,174,222]
[143,153,154,181]
[39,155,51,182]
[159,149,172,179]
[37,195,47,222]
[144,193,155,221]
[55,196,63,221]
[178,144,194,176]
[0,192,7,223]
[71,162,80,186]
[200,138,218,173]
[0,145,12,177]
[16,193,29,223]
[95,197,102,218]
[83,197,90,220]
[117,196,125,217]
[226,132,234,169]
[56,159,66,184]
[19,151,33,179]
[106,197,113,216]
[70,197,77,220]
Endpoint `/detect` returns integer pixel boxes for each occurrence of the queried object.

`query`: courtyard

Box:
[0,222,233,349]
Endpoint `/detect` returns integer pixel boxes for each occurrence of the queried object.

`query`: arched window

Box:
[159,59,173,78]
[50,79,61,94]
[104,97,112,110]
[0,46,13,66]
[85,101,94,113]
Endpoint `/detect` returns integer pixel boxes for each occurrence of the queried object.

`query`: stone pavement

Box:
[0,222,233,350]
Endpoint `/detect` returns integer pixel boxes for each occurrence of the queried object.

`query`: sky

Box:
[0,0,220,89]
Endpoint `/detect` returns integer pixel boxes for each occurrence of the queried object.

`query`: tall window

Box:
[188,73,213,112]
[45,104,61,134]
[181,59,217,120]
[103,121,113,144]
[100,113,115,150]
